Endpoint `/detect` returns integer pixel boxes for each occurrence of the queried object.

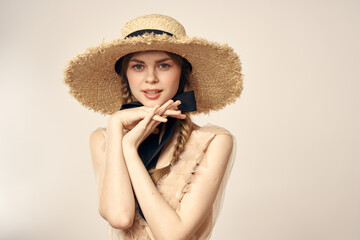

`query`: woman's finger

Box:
[153,115,168,122]
[137,106,168,122]
[135,105,168,124]
[163,109,181,115]
[142,105,159,125]
[143,110,166,138]
[135,106,158,134]
[166,100,181,110]
[156,100,174,116]
[163,109,186,119]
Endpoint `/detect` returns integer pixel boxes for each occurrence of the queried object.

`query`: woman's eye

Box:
[131,64,144,70]
[159,63,170,69]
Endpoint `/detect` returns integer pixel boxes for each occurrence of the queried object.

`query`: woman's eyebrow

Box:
[129,59,144,63]
[155,58,171,63]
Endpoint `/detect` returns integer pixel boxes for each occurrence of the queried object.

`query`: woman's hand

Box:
[122,100,180,149]
[108,100,185,131]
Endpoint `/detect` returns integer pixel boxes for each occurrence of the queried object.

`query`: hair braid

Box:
[171,114,193,165]
[120,77,133,104]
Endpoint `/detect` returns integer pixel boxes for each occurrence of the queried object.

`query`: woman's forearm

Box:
[123,146,186,240]
[99,119,135,229]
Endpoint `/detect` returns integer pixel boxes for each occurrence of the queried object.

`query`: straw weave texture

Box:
[120,14,186,38]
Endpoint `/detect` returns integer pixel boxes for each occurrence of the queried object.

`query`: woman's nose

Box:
[145,68,159,84]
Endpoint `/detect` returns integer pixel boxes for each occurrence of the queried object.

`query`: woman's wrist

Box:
[108,114,125,131]
[122,141,138,159]
[122,134,138,150]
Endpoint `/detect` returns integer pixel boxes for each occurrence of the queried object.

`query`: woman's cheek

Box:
[164,71,180,88]
[127,74,142,90]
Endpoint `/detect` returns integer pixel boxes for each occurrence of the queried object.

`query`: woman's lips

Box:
[142,89,163,100]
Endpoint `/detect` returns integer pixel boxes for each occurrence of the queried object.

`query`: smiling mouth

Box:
[142,89,163,100]
[142,89,163,94]
[144,90,162,94]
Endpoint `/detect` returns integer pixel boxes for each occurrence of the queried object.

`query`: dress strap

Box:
[99,127,107,137]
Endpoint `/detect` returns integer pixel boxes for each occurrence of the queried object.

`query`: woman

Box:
[64,14,243,240]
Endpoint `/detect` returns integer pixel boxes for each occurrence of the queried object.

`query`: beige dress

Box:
[101,124,236,240]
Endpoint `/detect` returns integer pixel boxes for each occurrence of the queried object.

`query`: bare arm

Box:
[89,100,185,229]
[89,116,135,229]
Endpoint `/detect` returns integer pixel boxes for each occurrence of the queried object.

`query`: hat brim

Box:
[63,34,243,115]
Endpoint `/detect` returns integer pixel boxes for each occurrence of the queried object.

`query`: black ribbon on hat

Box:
[125,29,174,39]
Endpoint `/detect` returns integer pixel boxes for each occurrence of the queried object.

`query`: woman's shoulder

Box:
[89,127,106,141]
[186,123,234,153]
[192,123,233,137]
[91,127,107,137]
[89,127,107,150]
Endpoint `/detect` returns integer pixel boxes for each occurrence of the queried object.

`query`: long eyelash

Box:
[159,63,170,68]
[131,64,143,69]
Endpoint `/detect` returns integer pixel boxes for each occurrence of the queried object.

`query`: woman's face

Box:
[126,51,182,107]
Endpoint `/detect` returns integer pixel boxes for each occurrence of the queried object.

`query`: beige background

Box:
[1,0,359,239]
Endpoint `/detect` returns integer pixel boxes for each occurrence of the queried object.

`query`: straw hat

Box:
[63,14,243,115]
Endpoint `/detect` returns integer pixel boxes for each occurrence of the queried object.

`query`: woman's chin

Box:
[140,101,160,108]
[140,98,170,108]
